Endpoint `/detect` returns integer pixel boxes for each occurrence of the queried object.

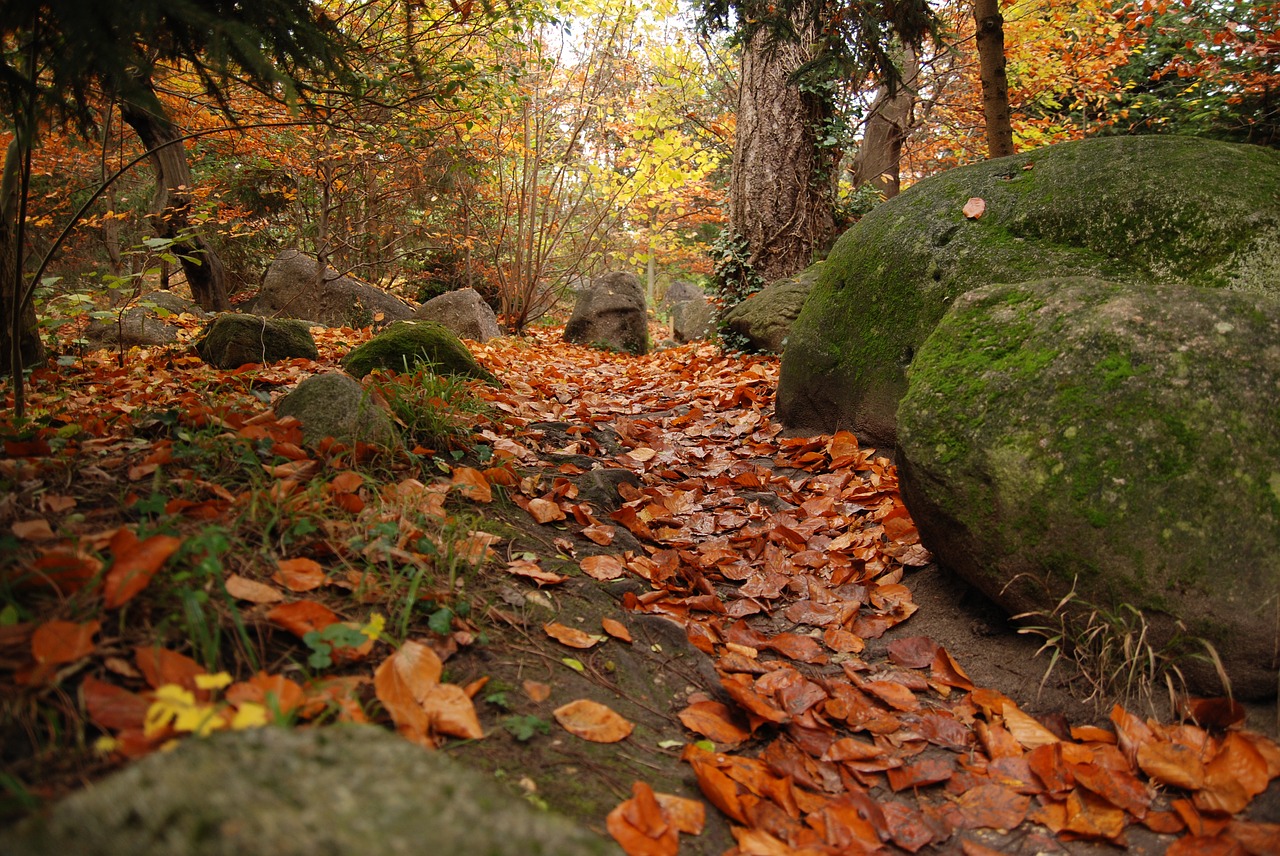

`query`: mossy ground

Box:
[343,320,498,383]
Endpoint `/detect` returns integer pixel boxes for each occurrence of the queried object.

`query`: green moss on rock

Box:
[343,320,497,383]
[195,313,318,369]
[777,136,1280,447]
[898,277,1280,699]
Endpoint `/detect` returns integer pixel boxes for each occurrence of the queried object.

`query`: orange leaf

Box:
[554,699,634,743]
[1195,731,1272,815]
[523,680,551,702]
[103,531,183,608]
[32,619,99,666]
[329,471,364,493]
[608,782,679,856]
[505,558,568,586]
[419,682,484,740]
[266,600,340,638]
[544,622,604,649]
[582,524,615,545]
[134,646,206,692]
[82,675,150,731]
[527,497,566,523]
[224,574,286,604]
[451,466,492,503]
[374,647,432,748]
[963,197,987,219]
[602,617,632,643]
[12,518,55,541]
[273,557,326,592]
[225,672,304,715]
[1003,704,1060,749]
[953,783,1030,831]
[678,700,750,746]
[1138,739,1207,790]
[581,554,625,580]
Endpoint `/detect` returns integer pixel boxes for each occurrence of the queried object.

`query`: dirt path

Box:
[440,331,1279,854]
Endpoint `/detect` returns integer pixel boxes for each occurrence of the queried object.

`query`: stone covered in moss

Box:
[778,136,1280,447]
[0,726,615,856]
[898,277,1280,699]
[342,320,497,383]
[194,313,318,369]
[276,372,400,448]
[722,264,823,354]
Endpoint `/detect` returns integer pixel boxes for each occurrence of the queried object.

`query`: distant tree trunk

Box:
[1,139,45,389]
[974,0,1015,158]
[852,43,921,199]
[730,0,837,285]
[119,79,230,311]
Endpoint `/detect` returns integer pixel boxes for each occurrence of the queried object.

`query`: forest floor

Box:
[1,316,1277,854]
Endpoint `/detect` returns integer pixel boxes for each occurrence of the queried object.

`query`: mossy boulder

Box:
[194,313,318,369]
[0,726,616,856]
[778,136,1280,447]
[897,277,1280,699]
[722,264,823,354]
[276,372,399,448]
[84,291,207,349]
[342,320,497,383]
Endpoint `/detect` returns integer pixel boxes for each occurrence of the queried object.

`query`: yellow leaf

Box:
[230,702,268,730]
[195,672,233,691]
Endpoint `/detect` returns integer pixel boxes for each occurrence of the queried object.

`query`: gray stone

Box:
[412,287,502,342]
[722,265,822,354]
[276,372,399,448]
[257,250,416,329]
[897,277,1280,699]
[342,320,497,383]
[0,726,616,856]
[659,280,703,313]
[83,291,206,349]
[195,313,318,369]
[563,272,649,355]
[777,136,1280,447]
[670,294,715,343]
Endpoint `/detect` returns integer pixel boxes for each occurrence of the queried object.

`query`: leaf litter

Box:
[0,322,1276,853]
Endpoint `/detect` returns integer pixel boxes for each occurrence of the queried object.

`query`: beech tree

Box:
[973,0,1014,157]
[699,0,938,289]
[1,0,350,413]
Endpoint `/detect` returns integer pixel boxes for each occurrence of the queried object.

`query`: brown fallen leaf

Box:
[963,196,987,219]
[581,554,626,580]
[505,558,568,586]
[554,699,635,743]
[273,557,326,592]
[523,680,551,702]
[12,518,55,541]
[224,574,286,604]
[451,466,492,503]
[266,600,341,638]
[527,497,567,523]
[601,617,632,643]
[544,621,605,649]
[103,529,183,608]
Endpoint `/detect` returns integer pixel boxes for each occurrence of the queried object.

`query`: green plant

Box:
[366,365,489,451]
[1011,576,1231,717]
[503,714,551,742]
[708,231,765,354]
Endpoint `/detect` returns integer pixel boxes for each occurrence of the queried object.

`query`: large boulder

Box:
[0,726,614,856]
[563,272,649,355]
[257,249,416,328]
[83,291,207,349]
[276,372,400,448]
[777,136,1280,447]
[412,287,502,342]
[897,277,1280,699]
[194,313,318,369]
[670,294,714,343]
[659,280,703,313]
[722,265,822,354]
[342,320,497,383]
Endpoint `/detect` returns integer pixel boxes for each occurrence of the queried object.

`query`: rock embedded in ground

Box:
[670,294,715,343]
[412,287,502,342]
[276,371,400,448]
[722,264,823,354]
[342,320,497,383]
[84,291,208,349]
[563,272,649,355]
[897,276,1280,699]
[256,249,416,328]
[194,313,318,369]
[0,726,617,856]
[777,135,1280,447]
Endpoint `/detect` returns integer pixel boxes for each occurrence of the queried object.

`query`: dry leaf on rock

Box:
[544,621,605,649]
[554,698,635,743]
[601,617,632,643]
[581,554,626,580]
[527,497,566,523]
[523,680,551,702]
[963,197,987,219]
[505,558,568,586]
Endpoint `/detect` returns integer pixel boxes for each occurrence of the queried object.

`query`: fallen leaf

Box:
[527,497,566,523]
[505,558,568,586]
[420,681,484,740]
[82,675,151,731]
[31,619,100,667]
[451,466,492,503]
[581,554,626,580]
[134,646,206,692]
[523,680,551,702]
[554,699,635,743]
[582,524,615,545]
[224,574,286,604]
[602,617,632,643]
[273,557,326,592]
[266,600,340,638]
[544,621,605,649]
[608,781,679,856]
[963,197,987,219]
[103,530,183,608]
[678,700,750,746]
[12,518,55,541]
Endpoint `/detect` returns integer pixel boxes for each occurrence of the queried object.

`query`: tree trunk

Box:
[119,86,230,311]
[852,43,921,199]
[1,138,45,386]
[730,1,837,285]
[974,0,1015,158]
